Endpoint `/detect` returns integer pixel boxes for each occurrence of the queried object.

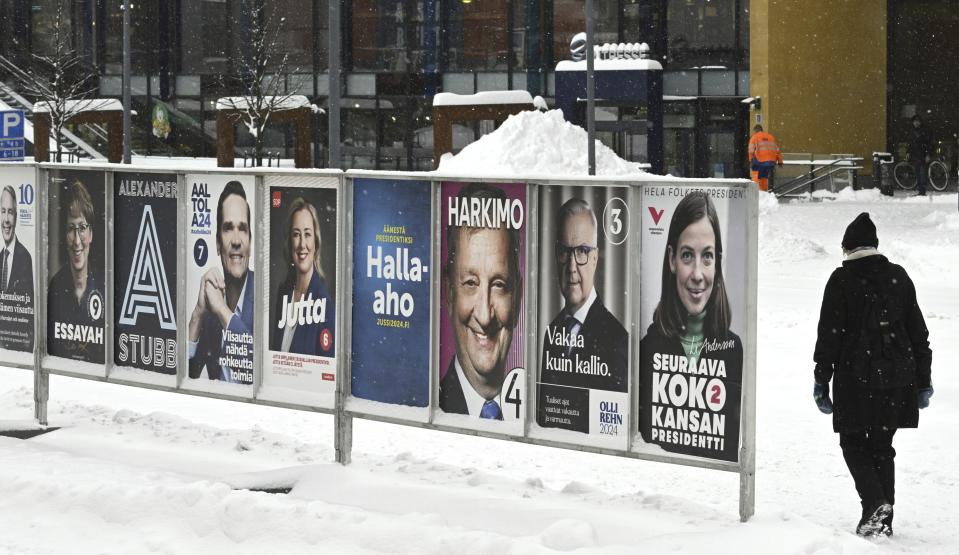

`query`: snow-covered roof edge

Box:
[433,91,534,107]
[216,95,311,111]
[555,59,663,72]
[33,99,122,113]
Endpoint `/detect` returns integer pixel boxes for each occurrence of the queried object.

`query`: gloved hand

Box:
[814,382,833,414]
[918,386,934,409]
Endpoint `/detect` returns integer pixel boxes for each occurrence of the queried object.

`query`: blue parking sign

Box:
[0,110,25,161]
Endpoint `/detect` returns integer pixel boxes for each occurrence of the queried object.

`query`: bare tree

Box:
[25,0,104,162]
[219,0,302,166]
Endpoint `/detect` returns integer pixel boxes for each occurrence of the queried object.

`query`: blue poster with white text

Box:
[350,178,431,406]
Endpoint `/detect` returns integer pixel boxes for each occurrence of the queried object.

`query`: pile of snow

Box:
[437,109,648,177]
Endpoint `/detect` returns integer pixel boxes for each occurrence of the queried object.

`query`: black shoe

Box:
[856,502,893,537]
[881,507,894,537]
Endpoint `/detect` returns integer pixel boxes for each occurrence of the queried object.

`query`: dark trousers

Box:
[840,428,897,517]
[913,158,928,194]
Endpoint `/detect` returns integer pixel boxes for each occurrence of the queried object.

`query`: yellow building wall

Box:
[751,1,886,169]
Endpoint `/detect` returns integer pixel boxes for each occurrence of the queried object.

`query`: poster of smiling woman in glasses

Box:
[47,170,106,367]
[536,185,630,447]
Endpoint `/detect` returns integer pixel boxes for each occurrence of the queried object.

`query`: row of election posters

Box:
[349,178,747,463]
[24,168,338,407]
[0,165,748,465]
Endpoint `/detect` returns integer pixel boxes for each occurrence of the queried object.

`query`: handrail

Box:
[772,156,862,198]
[0,54,111,157]
[773,164,863,198]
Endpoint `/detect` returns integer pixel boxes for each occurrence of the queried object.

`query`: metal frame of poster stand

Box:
[7,162,756,522]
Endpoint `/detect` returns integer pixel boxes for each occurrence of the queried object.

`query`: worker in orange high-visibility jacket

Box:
[748,124,784,192]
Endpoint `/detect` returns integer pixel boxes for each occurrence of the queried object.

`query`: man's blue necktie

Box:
[479,399,503,420]
[564,315,579,356]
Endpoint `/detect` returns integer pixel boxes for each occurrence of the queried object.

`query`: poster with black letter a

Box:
[112,171,178,385]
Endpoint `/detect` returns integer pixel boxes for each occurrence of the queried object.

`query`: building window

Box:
[180,0,233,75]
[351,0,439,73]
[549,0,618,66]
[666,0,737,69]
[101,1,160,75]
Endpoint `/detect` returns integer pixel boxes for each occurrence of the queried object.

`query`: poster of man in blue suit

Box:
[186,176,256,387]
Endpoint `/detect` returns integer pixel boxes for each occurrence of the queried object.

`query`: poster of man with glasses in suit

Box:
[537,187,629,441]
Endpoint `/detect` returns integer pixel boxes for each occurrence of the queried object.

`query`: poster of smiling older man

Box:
[0,166,36,361]
[185,174,256,392]
[47,169,106,370]
[536,184,631,448]
[438,181,526,432]
[638,184,747,463]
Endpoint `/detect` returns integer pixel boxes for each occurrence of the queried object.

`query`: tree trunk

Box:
[255,131,264,167]
[53,122,62,163]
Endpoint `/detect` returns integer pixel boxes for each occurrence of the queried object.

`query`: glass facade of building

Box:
[0,0,751,176]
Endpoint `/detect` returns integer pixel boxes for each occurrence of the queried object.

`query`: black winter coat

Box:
[908,126,933,162]
[813,254,932,433]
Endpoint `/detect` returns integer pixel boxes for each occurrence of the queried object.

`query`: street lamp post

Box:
[122,1,131,164]
[585,0,596,175]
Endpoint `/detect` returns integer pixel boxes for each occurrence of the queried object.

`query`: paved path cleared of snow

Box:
[1,190,957,554]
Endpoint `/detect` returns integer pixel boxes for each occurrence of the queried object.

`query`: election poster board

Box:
[260,175,338,408]
[637,184,746,462]
[183,173,256,395]
[436,181,526,434]
[112,171,178,386]
[349,178,431,416]
[0,165,37,365]
[534,184,631,450]
[46,169,107,375]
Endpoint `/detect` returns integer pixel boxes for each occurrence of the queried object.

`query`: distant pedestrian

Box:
[747,124,783,192]
[908,115,933,196]
[812,212,933,538]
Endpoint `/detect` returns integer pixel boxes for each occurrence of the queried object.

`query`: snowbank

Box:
[437,109,650,178]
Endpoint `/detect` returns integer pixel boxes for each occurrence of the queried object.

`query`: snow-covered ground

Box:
[0,188,956,554]
[2,110,957,553]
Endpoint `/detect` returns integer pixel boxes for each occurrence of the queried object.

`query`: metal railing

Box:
[771,156,863,198]
[0,54,109,159]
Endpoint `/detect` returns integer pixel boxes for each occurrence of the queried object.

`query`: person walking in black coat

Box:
[813,212,933,537]
[908,115,933,196]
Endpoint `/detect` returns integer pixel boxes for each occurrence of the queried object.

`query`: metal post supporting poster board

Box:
[35,164,48,425]
[740,183,758,522]
[335,174,351,464]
